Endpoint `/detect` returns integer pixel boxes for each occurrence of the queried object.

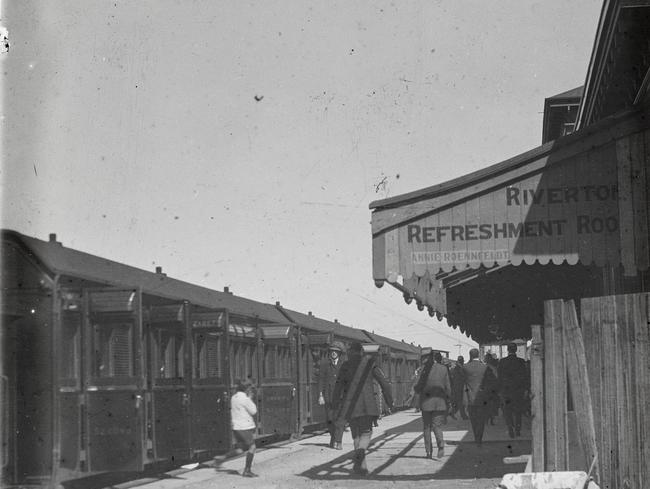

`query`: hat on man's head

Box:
[329,340,346,352]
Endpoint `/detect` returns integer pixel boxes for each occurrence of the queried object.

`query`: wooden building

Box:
[370,2,650,487]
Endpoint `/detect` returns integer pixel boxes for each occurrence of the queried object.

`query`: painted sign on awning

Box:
[403,151,618,275]
[372,120,649,281]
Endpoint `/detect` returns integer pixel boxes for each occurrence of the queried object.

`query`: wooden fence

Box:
[534,294,650,489]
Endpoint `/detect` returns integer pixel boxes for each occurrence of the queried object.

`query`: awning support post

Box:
[530,324,545,472]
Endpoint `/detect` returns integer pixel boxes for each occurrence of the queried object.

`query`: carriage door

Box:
[258,325,297,437]
[84,288,145,472]
[306,334,331,427]
[189,308,230,458]
[147,302,190,463]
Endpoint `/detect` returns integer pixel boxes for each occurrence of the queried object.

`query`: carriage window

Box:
[152,329,184,381]
[263,345,274,379]
[194,331,223,379]
[263,344,290,380]
[279,346,291,378]
[300,346,310,381]
[60,311,81,382]
[231,341,256,382]
[92,321,135,378]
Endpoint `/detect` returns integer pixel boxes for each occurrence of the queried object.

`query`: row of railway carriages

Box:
[1,229,432,488]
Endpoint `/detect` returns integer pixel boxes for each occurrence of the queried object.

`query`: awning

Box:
[370,110,650,341]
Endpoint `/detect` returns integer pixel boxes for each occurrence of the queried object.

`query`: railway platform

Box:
[102,409,531,489]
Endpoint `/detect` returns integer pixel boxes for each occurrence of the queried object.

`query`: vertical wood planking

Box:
[372,234,387,280]
[563,300,599,475]
[530,324,545,472]
[617,136,637,275]
[543,300,567,471]
[638,294,650,487]
[600,296,618,489]
[615,295,631,488]
[554,299,568,470]
[384,229,400,281]
[577,153,595,265]
[628,294,643,489]
[582,293,650,489]
[543,300,557,471]
[627,295,640,489]
[630,132,649,271]
[582,297,604,486]
[546,158,565,265]
[639,129,650,270]
[602,144,622,267]
[464,193,482,268]
[628,293,649,489]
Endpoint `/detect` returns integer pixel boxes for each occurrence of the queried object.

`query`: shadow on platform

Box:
[299,416,529,481]
[60,469,188,489]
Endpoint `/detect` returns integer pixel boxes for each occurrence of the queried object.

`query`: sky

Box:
[1,0,603,357]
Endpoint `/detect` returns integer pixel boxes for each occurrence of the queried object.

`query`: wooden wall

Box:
[537,294,650,488]
[616,129,650,276]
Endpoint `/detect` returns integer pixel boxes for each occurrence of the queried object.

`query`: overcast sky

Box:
[1,0,603,355]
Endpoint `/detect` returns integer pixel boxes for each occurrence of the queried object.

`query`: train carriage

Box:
[1,231,286,486]
[1,229,426,488]
[275,308,371,432]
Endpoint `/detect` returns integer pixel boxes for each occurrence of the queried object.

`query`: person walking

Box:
[484,353,500,426]
[462,348,496,446]
[449,356,468,420]
[405,357,425,412]
[332,342,393,476]
[414,351,451,459]
[230,379,259,477]
[317,340,346,449]
[498,343,528,438]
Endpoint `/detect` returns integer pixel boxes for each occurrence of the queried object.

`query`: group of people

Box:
[226,341,528,477]
[413,343,529,455]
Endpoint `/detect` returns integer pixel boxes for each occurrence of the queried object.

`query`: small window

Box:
[230,341,257,382]
[263,344,291,380]
[152,328,184,382]
[194,331,222,379]
[60,311,81,383]
[93,321,135,378]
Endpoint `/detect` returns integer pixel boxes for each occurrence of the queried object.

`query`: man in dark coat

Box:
[332,342,393,476]
[317,340,346,449]
[415,351,451,459]
[462,348,496,446]
[498,343,528,438]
